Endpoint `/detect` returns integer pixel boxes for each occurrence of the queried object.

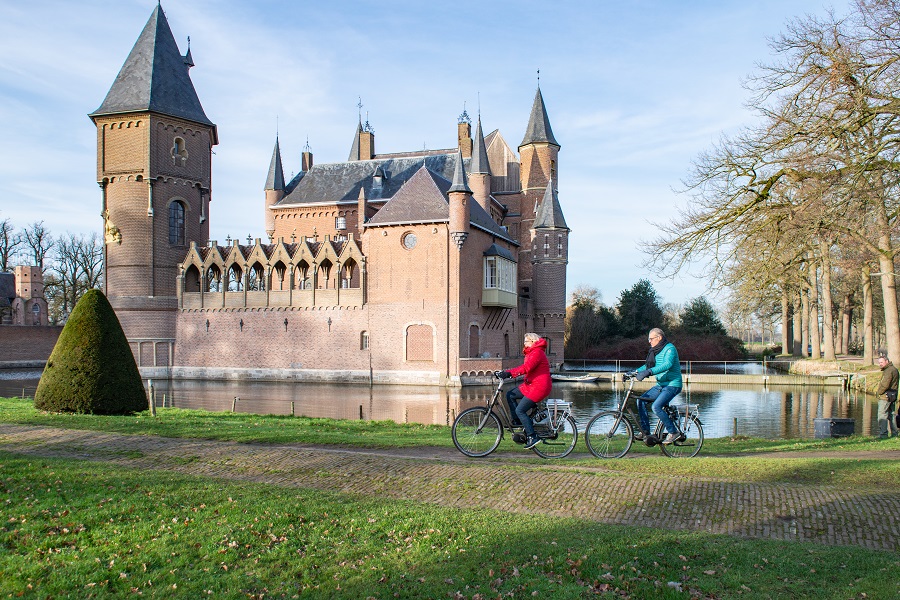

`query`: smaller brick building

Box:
[0,267,49,327]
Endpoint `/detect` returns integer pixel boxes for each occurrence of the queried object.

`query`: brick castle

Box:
[90,6,569,386]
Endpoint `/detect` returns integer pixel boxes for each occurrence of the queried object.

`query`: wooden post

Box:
[148,379,156,416]
[290,401,295,416]
[733,417,738,437]
[232,396,238,413]
[359,404,363,420]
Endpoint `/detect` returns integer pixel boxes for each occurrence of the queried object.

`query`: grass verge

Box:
[1,452,897,599]
[4,396,900,489]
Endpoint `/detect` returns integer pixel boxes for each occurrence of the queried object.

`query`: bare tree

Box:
[44,232,103,324]
[23,221,53,271]
[0,217,22,272]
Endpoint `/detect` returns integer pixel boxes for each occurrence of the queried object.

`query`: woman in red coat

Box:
[501,332,552,449]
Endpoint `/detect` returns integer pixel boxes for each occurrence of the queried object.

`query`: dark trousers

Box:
[506,388,538,438]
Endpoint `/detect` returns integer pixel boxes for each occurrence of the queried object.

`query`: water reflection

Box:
[0,372,880,440]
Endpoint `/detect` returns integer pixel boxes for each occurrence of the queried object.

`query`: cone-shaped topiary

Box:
[35,289,146,414]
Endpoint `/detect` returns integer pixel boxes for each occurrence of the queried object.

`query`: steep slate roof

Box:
[265,137,285,191]
[90,5,214,127]
[364,161,515,244]
[534,184,568,229]
[469,117,491,175]
[520,87,558,147]
[366,166,452,225]
[276,154,460,206]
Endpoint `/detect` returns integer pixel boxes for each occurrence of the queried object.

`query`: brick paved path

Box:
[1,424,898,551]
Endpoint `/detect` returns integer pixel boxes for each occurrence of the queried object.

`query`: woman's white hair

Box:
[524,332,541,343]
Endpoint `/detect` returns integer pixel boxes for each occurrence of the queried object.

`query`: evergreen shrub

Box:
[34,289,146,414]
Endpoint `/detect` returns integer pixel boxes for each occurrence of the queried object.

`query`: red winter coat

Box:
[509,338,552,402]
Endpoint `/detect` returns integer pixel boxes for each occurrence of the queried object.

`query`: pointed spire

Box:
[534,184,568,229]
[90,5,213,126]
[348,121,363,161]
[469,116,491,175]
[183,36,194,68]
[448,149,472,194]
[265,137,285,191]
[520,87,558,148]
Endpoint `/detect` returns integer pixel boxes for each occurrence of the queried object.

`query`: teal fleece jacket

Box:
[639,342,683,388]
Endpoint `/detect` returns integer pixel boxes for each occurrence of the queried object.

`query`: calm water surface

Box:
[2,369,879,439]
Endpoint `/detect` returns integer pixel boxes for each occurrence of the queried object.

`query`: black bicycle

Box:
[584,373,703,459]
[451,371,578,459]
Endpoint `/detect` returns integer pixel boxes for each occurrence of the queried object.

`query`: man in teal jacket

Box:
[631,328,683,444]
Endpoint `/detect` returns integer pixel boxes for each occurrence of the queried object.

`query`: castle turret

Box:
[517,86,559,300]
[448,149,471,249]
[89,4,217,366]
[531,183,569,361]
[264,136,285,239]
[468,116,492,214]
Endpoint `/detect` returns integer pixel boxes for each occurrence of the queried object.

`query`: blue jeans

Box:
[506,388,538,437]
[637,385,682,434]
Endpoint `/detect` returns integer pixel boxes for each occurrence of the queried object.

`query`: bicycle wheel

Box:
[452,407,502,457]
[585,411,633,459]
[531,414,578,459]
[660,416,704,458]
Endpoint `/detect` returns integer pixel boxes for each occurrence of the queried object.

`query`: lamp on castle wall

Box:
[205,319,209,332]
[239,319,244,331]
[284,318,288,331]
[327,317,332,332]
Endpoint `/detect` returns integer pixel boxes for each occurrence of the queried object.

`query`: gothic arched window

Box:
[169,201,185,246]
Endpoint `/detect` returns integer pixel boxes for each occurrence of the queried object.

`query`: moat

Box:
[1,369,879,439]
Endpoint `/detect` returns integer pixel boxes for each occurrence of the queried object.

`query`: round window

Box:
[402,232,417,250]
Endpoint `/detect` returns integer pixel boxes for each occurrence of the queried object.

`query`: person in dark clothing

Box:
[499,332,552,449]
[876,353,898,439]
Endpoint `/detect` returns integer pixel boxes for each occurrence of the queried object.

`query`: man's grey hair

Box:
[649,327,665,339]
[524,332,541,344]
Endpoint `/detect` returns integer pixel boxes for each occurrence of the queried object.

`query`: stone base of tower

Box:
[109,296,177,369]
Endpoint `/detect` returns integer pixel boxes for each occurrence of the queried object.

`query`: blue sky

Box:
[0,0,848,307]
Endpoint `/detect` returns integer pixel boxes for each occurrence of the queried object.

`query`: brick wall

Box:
[272,206,361,244]
[0,326,63,361]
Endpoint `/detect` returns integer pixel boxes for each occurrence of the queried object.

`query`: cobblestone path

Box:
[1,424,898,551]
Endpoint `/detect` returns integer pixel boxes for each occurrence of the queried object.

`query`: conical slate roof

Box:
[90,5,214,126]
[348,122,363,161]
[520,87,558,148]
[448,149,472,193]
[469,117,491,175]
[265,137,285,191]
[534,184,568,229]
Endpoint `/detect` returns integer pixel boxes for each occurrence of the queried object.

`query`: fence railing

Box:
[562,359,795,376]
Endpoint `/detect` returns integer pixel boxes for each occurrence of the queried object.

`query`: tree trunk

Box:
[808,260,821,359]
[819,241,836,360]
[801,285,810,358]
[840,291,854,355]
[875,227,900,364]
[863,264,874,365]
[792,292,802,356]
[781,288,790,355]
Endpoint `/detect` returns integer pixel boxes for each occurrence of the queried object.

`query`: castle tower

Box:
[264,136,285,239]
[517,87,559,299]
[531,184,569,362]
[89,5,217,365]
[448,149,472,249]
[468,116,492,214]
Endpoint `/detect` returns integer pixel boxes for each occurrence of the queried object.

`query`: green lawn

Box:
[1,453,897,599]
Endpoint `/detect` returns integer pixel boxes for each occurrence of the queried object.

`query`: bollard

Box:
[148,379,156,416]
[359,404,363,420]
[232,396,238,413]
[22,387,26,399]
[162,393,167,408]
[733,417,738,437]
[290,401,295,417]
